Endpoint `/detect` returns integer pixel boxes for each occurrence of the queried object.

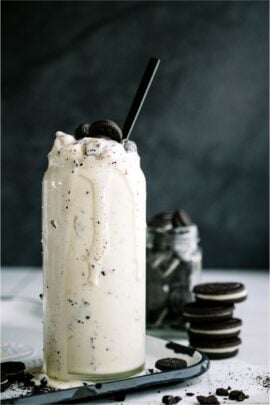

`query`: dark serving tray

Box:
[2,336,210,404]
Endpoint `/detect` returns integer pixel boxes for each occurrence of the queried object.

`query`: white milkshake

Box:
[42,123,146,381]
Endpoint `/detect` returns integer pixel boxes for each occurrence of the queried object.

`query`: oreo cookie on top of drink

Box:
[182,282,247,360]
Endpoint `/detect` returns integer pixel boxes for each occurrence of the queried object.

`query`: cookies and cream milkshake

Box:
[42,121,146,381]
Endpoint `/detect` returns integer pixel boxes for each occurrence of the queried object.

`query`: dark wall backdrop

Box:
[2,1,269,268]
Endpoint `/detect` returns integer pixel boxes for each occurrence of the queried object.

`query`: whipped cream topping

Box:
[54,131,137,158]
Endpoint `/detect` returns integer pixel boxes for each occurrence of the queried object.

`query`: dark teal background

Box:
[2,1,269,268]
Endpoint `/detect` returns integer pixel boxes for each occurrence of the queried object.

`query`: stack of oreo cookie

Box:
[182,282,247,359]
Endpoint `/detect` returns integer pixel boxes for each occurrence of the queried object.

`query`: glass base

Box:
[67,363,145,382]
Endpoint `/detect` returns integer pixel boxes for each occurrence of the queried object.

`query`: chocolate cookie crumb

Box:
[228,390,248,401]
[40,377,47,387]
[155,357,187,371]
[5,366,55,396]
[22,372,34,387]
[162,395,182,404]
[216,388,229,396]
[262,375,270,388]
[197,395,220,404]
[75,123,91,139]
[50,220,57,229]
[186,392,195,396]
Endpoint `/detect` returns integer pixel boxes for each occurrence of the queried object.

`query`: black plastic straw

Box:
[122,57,160,139]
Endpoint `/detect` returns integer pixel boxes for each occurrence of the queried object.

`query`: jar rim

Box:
[147,224,198,235]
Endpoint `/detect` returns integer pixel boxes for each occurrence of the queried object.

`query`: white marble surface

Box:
[1,267,269,404]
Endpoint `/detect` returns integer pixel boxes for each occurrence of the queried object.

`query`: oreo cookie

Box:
[172,210,193,227]
[148,209,194,232]
[1,361,25,382]
[188,318,242,340]
[0,361,26,392]
[182,302,234,323]
[89,120,122,142]
[148,212,174,232]
[193,282,247,304]
[75,120,122,142]
[155,357,187,371]
[189,336,241,359]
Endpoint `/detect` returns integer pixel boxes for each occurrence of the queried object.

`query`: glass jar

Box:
[146,225,202,338]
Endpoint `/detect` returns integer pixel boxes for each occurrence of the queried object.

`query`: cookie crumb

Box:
[162,395,182,404]
[216,388,229,396]
[228,390,248,401]
[196,395,220,404]
[262,376,270,388]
